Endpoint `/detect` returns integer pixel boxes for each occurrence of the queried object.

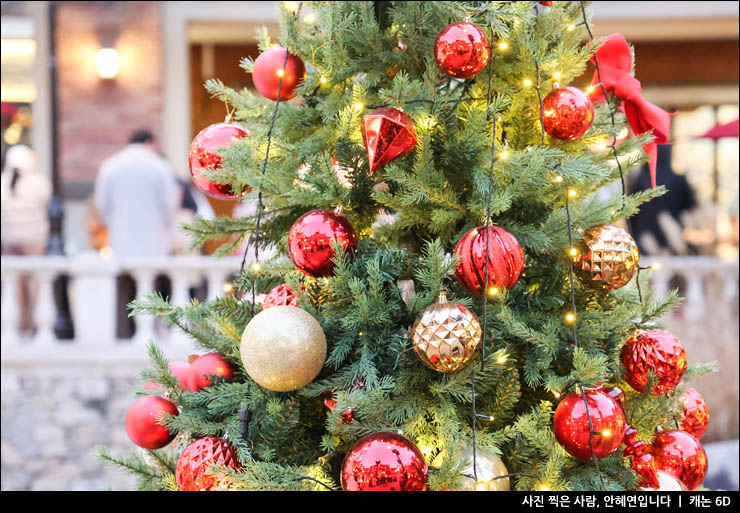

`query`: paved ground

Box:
[704,439,739,490]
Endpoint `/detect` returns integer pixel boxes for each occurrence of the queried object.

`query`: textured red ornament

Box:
[288,209,358,278]
[679,387,710,440]
[362,107,417,173]
[620,330,687,395]
[252,46,306,101]
[187,353,235,393]
[175,437,240,491]
[262,283,299,310]
[323,391,354,424]
[454,225,525,295]
[650,429,707,491]
[542,87,594,141]
[434,22,490,78]
[125,395,178,450]
[189,122,250,199]
[553,389,627,460]
[341,432,428,491]
[168,361,191,391]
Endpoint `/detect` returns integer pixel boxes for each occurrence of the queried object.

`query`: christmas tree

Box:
[100,1,715,491]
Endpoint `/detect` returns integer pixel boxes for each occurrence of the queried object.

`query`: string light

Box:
[498,151,509,160]
[276,69,285,78]
[353,102,364,111]
[569,247,578,257]
[523,78,533,87]
[567,23,576,31]
[488,286,499,296]
[586,85,596,94]
[565,312,576,324]
[475,481,486,491]
[554,175,563,183]
[222,282,234,293]
[496,355,507,364]
[304,13,316,23]
[540,484,550,491]
[250,262,262,273]
[650,262,662,271]
[284,1,298,12]
[568,189,577,198]
[553,71,562,80]
[498,42,509,50]
[554,391,561,398]
[602,429,612,438]
[597,142,607,150]
[320,76,327,84]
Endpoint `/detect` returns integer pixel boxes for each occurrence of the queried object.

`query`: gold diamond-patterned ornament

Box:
[410,293,483,373]
[572,224,639,291]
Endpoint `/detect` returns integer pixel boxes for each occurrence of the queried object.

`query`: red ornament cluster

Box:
[620,329,687,395]
[434,22,490,78]
[542,87,594,141]
[650,429,707,491]
[679,387,710,440]
[454,225,525,296]
[189,122,250,200]
[362,107,417,173]
[252,46,306,101]
[187,353,236,393]
[288,209,358,278]
[262,283,299,310]
[175,437,240,491]
[125,395,179,450]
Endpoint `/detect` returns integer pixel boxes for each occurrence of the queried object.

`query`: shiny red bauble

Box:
[341,432,428,491]
[679,387,710,440]
[262,283,299,310]
[323,391,354,424]
[189,122,250,199]
[288,209,358,278]
[187,353,236,393]
[553,389,627,460]
[175,437,240,491]
[362,107,417,173]
[542,86,595,141]
[125,395,179,449]
[650,429,707,491]
[454,225,525,296]
[252,46,306,101]
[620,329,687,395]
[637,469,688,491]
[169,361,191,390]
[434,22,490,78]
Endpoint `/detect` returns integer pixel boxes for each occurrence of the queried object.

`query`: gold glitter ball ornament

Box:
[572,224,639,291]
[455,448,510,491]
[240,306,327,392]
[410,293,482,373]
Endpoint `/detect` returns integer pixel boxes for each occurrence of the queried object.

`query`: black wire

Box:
[578,381,607,490]
[294,476,338,491]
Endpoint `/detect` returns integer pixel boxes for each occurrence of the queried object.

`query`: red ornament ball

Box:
[323,391,354,424]
[650,429,707,491]
[175,437,240,491]
[187,353,235,393]
[620,329,687,395]
[542,86,594,141]
[168,361,191,391]
[679,387,710,440]
[434,22,490,78]
[454,225,525,296]
[553,389,627,460]
[341,432,428,491]
[288,209,358,278]
[189,122,250,199]
[637,470,687,491]
[125,395,179,449]
[362,107,417,173]
[252,46,306,101]
[262,283,299,310]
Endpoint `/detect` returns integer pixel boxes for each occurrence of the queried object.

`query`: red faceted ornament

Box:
[189,122,250,199]
[542,86,595,141]
[169,361,191,391]
[175,437,240,491]
[434,22,490,78]
[187,353,235,393]
[252,46,306,101]
[679,387,710,440]
[620,329,687,395]
[361,107,417,173]
[553,389,628,460]
[454,225,525,296]
[650,429,708,491]
[288,209,358,278]
[125,395,179,450]
[341,432,428,491]
[262,283,299,310]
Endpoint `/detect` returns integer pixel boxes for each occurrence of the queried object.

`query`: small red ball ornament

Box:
[252,46,306,101]
[168,361,191,391]
[454,225,525,296]
[553,389,627,460]
[125,395,179,449]
[341,432,428,491]
[542,86,594,141]
[188,122,250,199]
[434,22,490,78]
[679,387,710,440]
[620,330,687,395]
[650,429,707,491]
[262,283,299,310]
[323,391,354,424]
[362,107,417,173]
[175,437,240,491]
[288,209,358,278]
[187,353,235,393]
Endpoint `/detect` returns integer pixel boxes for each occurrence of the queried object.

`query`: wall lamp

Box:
[96,48,119,79]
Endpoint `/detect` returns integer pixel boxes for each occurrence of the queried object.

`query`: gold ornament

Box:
[456,448,510,491]
[572,224,639,291]
[240,306,326,392]
[410,293,482,373]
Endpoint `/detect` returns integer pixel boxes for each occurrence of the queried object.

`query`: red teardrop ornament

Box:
[361,107,417,173]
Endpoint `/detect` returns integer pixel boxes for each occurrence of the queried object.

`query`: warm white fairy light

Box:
[320,76,327,84]
[586,85,596,94]
[222,282,234,293]
[568,189,577,198]
[284,1,298,12]
[553,71,562,80]
[554,175,563,183]
[498,42,509,50]
[250,262,262,273]
[354,102,364,111]
[523,78,533,87]
[565,312,576,324]
[304,13,316,23]
[567,24,576,31]
[276,69,285,78]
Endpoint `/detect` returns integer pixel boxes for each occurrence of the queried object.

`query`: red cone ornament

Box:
[341,432,428,491]
[650,429,708,491]
[620,330,687,395]
[542,86,595,141]
[125,395,179,449]
[189,122,250,199]
[262,283,299,310]
[187,353,235,393]
[434,22,490,78]
[175,437,240,491]
[679,387,710,440]
[288,209,358,278]
[454,225,525,296]
[362,107,417,173]
[252,46,305,101]
[553,389,627,460]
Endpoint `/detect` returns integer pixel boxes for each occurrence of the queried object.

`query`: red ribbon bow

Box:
[589,33,671,188]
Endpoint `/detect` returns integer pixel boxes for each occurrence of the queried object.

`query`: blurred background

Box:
[1,1,738,491]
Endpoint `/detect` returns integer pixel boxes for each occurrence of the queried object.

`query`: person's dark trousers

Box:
[116,273,172,339]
